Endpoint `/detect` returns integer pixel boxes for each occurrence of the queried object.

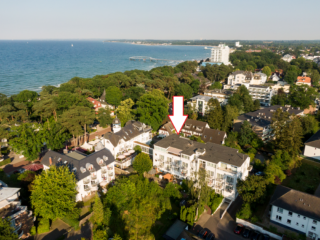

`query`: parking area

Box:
[192,197,277,240]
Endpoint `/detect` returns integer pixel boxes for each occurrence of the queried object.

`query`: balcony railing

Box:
[8,206,28,220]
[101,169,107,174]
[91,182,98,187]
[215,184,224,189]
[108,167,113,171]
[215,178,224,182]
[83,179,90,184]
[108,172,113,177]
[84,187,91,192]
[91,175,97,180]
[216,167,237,174]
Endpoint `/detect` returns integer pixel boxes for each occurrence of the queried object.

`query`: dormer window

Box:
[204,135,207,138]
[57,158,62,163]
[125,132,129,135]
[96,157,103,165]
[86,163,93,171]
[80,167,86,173]
[64,161,68,164]
[103,155,108,161]
[129,130,132,133]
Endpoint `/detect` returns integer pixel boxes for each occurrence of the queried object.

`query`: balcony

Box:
[108,172,113,177]
[215,184,224,189]
[91,175,97,180]
[101,169,107,174]
[91,182,98,187]
[83,179,90,184]
[216,167,237,174]
[108,167,113,171]
[215,178,224,183]
[84,187,91,191]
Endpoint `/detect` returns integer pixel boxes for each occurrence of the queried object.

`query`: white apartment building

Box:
[0,181,31,238]
[282,54,295,62]
[210,44,230,65]
[225,84,274,106]
[99,118,152,168]
[269,185,320,240]
[153,135,251,201]
[304,130,320,160]
[227,71,268,86]
[235,42,242,48]
[187,89,233,115]
[42,148,116,202]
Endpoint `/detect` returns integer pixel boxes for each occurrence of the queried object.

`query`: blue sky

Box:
[0,0,319,40]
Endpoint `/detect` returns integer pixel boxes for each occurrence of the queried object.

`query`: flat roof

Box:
[0,185,20,202]
[66,151,87,160]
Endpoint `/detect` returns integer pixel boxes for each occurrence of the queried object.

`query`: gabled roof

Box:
[0,181,20,202]
[201,128,226,145]
[87,97,101,107]
[297,76,311,84]
[305,130,320,148]
[270,185,320,221]
[154,134,248,167]
[104,120,151,147]
[42,149,115,181]
[183,119,208,133]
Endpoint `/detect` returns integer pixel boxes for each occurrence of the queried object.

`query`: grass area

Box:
[281,161,320,194]
[151,199,180,240]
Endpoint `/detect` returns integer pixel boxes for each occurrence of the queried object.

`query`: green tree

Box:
[113,234,122,240]
[222,105,239,131]
[133,153,153,175]
[310,69,320,87]
[0,218,18,240]
[262,66,272,79]
[209,81,222,89]
[237,175,267,204]
[117,98,135,127]
[124,87,145,102]
[105,86,123,107]
[174,83,193,99]
[206,99,223,130]
[265,162,286,184]
[238,121,254,146]
[253,99,260,110]
[97,108,113,128]
[92,193,104,225]
[288,85,318,109]
[31,165,78,220]
[284,71,298,84]
[300,115,319,139]
[136,93,169,130]
[190,80,200,94]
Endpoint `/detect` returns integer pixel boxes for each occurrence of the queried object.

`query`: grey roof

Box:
[201,128,226,145]
[270,185,320,222]
[154,134,248,167]
[237,105,304,128]
[183,119,208,134]
[305,130,320,148]
[105,120,151,147]
[230,71,253,79]
[0,182,20,202]
[42,149,115,181]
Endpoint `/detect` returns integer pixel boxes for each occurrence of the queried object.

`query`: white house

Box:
[304,130,320,160]
[0,180,29,238]
[153,134,251,201]
[42,148,116,202]
[282,54,295,62]
[99,118,152,169]
[227,71,267,86]
[210,44,230,65]
[269,185,320,239]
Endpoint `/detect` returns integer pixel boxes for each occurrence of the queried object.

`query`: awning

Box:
[123,153,130,156]
[117,155,125,159]
[128,150,135,154]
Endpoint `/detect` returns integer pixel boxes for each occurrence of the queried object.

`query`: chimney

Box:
[49,157,52,166]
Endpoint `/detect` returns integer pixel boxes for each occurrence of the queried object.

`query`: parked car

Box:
[260,234,270,240]
[255,171,264,176]
[198,229,207,238]
[234,224,244,234]
[205,232,215,240]
[241,227,252,238]
[251,231,261,240]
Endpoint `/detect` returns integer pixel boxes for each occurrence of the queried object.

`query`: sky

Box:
[1,0,319,40]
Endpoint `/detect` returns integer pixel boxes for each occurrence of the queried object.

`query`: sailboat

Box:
[71,44,73,47]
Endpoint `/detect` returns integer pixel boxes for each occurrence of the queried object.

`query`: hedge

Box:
[0,158,11,167]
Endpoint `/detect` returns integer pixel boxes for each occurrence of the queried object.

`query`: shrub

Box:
[250,215,259,223]
[133,145,141,154]
[210,195,224,213]
[37,218,50,234]
[236,203,252,220]
[269,225,278,234]
[0,158,11,166]
[285,169,292,176]
[30,226,37,235]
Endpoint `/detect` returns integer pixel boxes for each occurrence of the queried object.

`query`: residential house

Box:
[269,185,320,239]
[304,130,320,160]
[0,180,30,238]
[42,148,116,202]
[153,134,251,201]
[245,49,261,53]
[282,54,296,62]
[159,120,227,145]
[296,76,312,87]
[87,97,103,113]
[226,71,267,86]
[271,73,281,82]
[234,105,305,141]
[98,118,152,169]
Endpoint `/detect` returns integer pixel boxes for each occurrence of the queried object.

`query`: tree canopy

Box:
[133,153,153,175]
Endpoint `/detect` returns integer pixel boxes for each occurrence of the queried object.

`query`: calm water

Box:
[0,41,210,96]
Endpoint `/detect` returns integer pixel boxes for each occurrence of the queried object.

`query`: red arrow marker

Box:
[169,96,188,135]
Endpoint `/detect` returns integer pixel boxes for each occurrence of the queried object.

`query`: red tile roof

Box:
[297,76,311,84]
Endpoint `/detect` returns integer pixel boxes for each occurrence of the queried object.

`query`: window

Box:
[276,215,282,221]
[298,215,300,218]
[159,155,164,160]
[302,225,305,228]
[277,207,283,214]
[288,212,292,217]
[313,220,317,225]
[303,217,306,220]
[227,176,234,184]
[207,162,216,168]
[312,226,316,231]
[296,223,299,226]
[287,219,291,224]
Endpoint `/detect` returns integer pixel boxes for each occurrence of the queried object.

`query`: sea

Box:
[0,41,210,96]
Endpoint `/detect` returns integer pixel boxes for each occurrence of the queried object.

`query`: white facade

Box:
[282,54,295,62]
[235,42,242,48]
[304,144,320,160]
[153,137,251,201]
[270,205,320,239]
[210,44,230,65]
[227,71,267,86]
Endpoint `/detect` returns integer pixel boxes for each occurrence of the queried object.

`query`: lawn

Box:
[281,160,320,194]
[151,199,180,240]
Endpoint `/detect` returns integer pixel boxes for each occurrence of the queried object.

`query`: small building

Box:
[269,185,320,239]
[87,97,102,113]
[296,76,312,87]
[304,130,320,160]
[282,54,296,62]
